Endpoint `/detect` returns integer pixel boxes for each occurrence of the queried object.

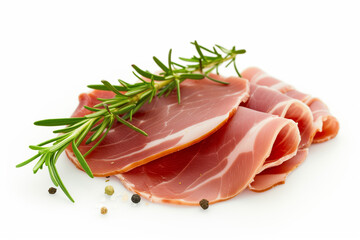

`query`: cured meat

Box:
[242,67,339,143]
[117,107,300,205]
[65,74,249,176]
[242,84,315,148]
[242,67,293,93]
[286,91,339,143]
[248,149,308,192]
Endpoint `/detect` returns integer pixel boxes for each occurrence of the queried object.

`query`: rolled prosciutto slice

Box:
[117,107,300,205]
[242,84,315,148]
[249,149,308,192]
[65,74,249,176]
[242,67,339,143]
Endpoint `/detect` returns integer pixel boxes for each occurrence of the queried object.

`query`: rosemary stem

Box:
[48,118,98,153]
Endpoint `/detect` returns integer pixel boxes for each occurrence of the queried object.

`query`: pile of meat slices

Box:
[65,67,339,206]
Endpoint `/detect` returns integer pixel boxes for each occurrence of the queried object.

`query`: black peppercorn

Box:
[199,199,209,210]
[131,194,141,203]
[48,187,57,194]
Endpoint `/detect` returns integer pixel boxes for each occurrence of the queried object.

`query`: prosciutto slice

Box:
[117,107,300,205]
[65,74,249,176]
[248,149,308,192]
[242,67,339,143]
[242,84,314,148]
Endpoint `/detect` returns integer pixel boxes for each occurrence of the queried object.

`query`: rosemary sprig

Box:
[16,41,246,202]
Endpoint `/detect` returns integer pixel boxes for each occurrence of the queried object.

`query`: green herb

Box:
[131,194,141,204]
[16,42,246,202]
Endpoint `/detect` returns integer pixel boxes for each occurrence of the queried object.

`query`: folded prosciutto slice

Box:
[242,84,314,148]
[240,83,313,191]
[65,74,249,176]
[249,149,308,192]
[242,67,339,143]
[117,107,300,205]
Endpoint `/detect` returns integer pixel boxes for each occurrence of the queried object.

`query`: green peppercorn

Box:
[131,194,141,203]
[48,187,57,194]
[105,185,114,195]
[199,199,209,210]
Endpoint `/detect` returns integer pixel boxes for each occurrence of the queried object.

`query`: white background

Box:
[1,0,359,239]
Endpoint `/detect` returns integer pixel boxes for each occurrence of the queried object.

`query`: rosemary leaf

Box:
[179,57,199,62]
[233,49,246,54]
[132,64,165,80]
[101,80,125,96]
[204,65,217,75]
[50,160,74,202]
[47,155,59,186]
[129,109,133,121]
[53,120,88,134]
[153,56,169,73]
[191,42,216,54]
[85,109,107,118]
[206,74,230,85]
[29,145,46,151]
[215,44,231,54]
[194,41,206,61]
[180,73,205,80]
[37,134,68,146]
[76,119,96,146]
[171,61,185,68]
[132,71,148,83]
[72,140,94,178]
[83,120,114,157]
[175,79,181,104]
[112,103,136,115]
[16,153,41,168]
[118,79,131,89]
[87,84,126,91]
[125,85,149,97]
[168,49,173,74]
[225,58,235,68]
[234,60,242,77]
[33,154,47,174]
[90,123,101,132]
[115,115,147,136]
[54,146,67,164]
[34,117,86,126]
[90,117,110,142]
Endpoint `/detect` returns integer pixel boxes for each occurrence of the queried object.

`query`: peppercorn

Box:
[199,199,209,210]
[100,207,108,215]
[105,185,114,195]
[131,194,141,203]
[48,187,57,194]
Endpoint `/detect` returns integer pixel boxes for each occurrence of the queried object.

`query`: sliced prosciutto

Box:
[249,149,308,192]
[242,67,339,143]
[117,107,300,205]
[285,91,339,143]
[242,84,314,148]
[65,74,249,176]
